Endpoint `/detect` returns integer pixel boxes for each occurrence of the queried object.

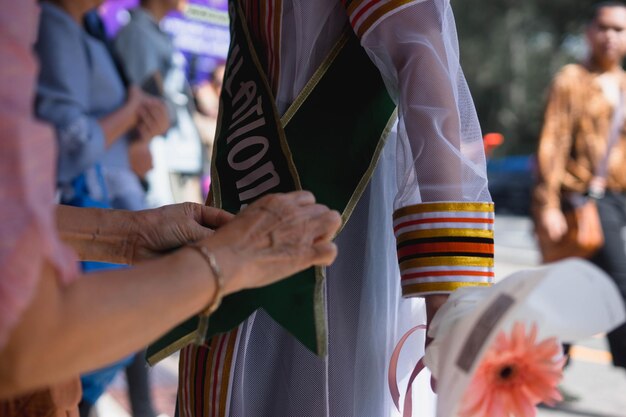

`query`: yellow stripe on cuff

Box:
[402,281,491,297]
[393,202,495,219]
[396,228,494,244]
[400,256,494,270]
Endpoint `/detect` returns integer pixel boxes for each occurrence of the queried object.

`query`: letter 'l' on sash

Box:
[147,0,396,363]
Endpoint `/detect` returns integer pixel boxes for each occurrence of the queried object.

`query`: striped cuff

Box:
[344,0,420,39]
[393,202,495,297]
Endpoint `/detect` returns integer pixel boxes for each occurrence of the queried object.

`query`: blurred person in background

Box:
[36,1,167,215]
[193,63,225,198]
[0,6,340,417]
[81,8,172,417]
[114,0,205,207]
[34,1,170,415]
[533,0,626,389]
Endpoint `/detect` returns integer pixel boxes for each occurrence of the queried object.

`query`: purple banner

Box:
[98,0,229,84]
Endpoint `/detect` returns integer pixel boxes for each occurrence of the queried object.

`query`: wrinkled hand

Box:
[127,203,234,264]
[202,191,341,295]
[540,207,568,241]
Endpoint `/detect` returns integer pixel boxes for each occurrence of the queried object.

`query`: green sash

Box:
[147,1,396,364]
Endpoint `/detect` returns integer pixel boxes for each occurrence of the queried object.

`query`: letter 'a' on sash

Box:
[147,0,396,363]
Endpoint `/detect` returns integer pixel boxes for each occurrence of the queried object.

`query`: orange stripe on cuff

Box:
[397,242,495,258]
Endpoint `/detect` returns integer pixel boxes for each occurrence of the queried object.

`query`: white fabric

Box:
[361,1,489,206]
[228,1,489,416]
[230,138,435,417]
[277,0,489,207]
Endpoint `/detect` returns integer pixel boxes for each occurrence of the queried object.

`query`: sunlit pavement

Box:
[96,353,179,417]
[94,215,626,417]
[493,216,626,417]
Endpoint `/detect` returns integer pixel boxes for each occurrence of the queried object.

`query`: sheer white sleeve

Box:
[345,0,494,296]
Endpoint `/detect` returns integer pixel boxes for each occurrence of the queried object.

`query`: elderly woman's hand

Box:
[127,203,234,264]
[200,191,341,294]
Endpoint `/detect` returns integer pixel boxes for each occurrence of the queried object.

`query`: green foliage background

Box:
[453,0,602,155]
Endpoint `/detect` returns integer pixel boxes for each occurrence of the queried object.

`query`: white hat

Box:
[424,258,625,417]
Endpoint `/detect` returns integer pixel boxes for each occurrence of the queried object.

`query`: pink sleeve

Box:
[0,0,78,350]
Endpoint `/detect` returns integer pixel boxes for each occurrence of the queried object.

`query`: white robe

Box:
[178,1,491,416]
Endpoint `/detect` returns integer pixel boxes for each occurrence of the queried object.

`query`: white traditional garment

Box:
[178,1,493,416]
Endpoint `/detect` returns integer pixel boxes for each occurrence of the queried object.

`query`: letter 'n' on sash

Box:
[147,0,396,363]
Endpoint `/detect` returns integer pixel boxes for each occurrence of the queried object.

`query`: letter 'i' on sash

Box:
[147,0,396,363]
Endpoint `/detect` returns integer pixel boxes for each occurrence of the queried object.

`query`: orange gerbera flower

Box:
[459,322,565,417]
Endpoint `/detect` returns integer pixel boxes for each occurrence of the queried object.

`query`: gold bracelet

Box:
[186,244,224,345]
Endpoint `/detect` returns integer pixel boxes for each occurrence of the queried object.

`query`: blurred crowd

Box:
[34,0,223,416]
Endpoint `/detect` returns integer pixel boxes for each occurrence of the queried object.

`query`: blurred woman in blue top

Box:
[34,1,170,414]
[35,0,168,212]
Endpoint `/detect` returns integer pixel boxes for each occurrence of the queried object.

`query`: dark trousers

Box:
[79,352,156,417]
[591,191,626,368]
[126,353,156,417]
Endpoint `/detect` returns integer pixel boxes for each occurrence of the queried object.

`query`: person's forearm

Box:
[425,294,449,325]
[2,191,340,398]
[0,247,226,398]
[56,205,134,264]
[99,101,137,147]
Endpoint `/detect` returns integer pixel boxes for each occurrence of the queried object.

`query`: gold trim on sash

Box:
[281,26,398,237]
[147,332,196,366]
[153,1,396,363]
[210,98,225,208]
[152,0,306,363]
[338,109,397,235]
[280,29,397,355]
[314,265,328,357]
[281,29,351,126]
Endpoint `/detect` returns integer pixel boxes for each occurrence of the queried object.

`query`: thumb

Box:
[198,205,235,229]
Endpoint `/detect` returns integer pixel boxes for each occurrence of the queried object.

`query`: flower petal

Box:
[459,321,564,417]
